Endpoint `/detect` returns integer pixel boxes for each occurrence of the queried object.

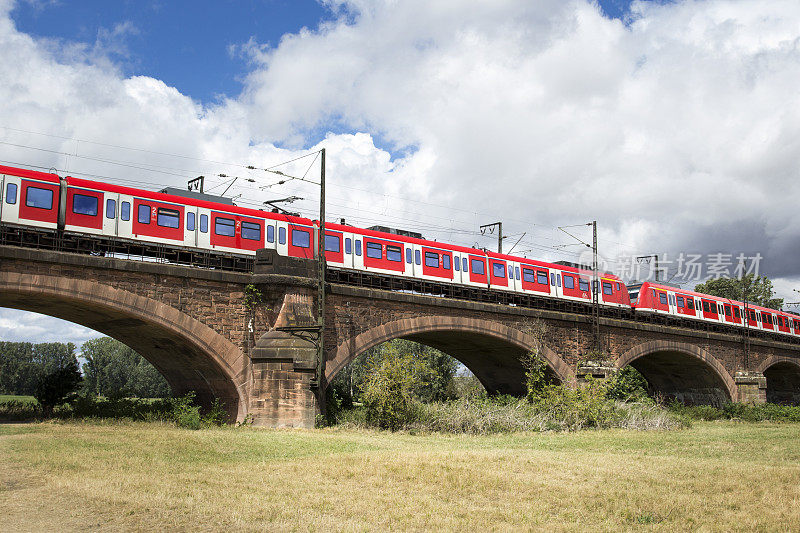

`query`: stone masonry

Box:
[2,245,800,427]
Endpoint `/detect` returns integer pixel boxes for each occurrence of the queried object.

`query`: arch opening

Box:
[764,362,800,405]
[326,317,572,397]
[0,277,245,421]
[620,349,734,407]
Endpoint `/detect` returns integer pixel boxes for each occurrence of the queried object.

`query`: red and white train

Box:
[1,164,797,339]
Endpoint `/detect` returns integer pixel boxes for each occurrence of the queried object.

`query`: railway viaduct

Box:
[1,244,799,427]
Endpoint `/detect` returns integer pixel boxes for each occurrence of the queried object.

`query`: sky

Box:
[1,0,799,345]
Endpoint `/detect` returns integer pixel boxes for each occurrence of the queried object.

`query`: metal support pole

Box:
[317,148,327,391]
[479,222,504,254]
[592,221,599,348]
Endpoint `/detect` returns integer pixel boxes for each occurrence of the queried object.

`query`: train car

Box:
[633,281,799,338]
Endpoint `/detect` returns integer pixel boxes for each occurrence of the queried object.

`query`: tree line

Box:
[0,337,170,410]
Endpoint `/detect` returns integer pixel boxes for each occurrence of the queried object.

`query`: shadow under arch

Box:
[325,316,575,395]
[0,271,248,421]
[616,340,737,406]
[758,356,800,405]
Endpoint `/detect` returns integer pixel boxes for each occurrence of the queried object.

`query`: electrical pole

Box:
[480,222,504,253]
[591,221,600,351]
[636,254,661,282]
[316,148,326,394]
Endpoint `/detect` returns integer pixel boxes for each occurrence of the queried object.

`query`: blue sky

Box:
[11,0,636,105]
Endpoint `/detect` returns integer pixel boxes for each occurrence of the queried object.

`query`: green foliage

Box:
[360,343,424,430]
[243,284,264,310]
[606,366,650,402]
[522,350,549,402]
[0,399,41,421]
[695,274,783,309]
[0,341,78,396]
[81,337,170,398]
[34,350,82,417]
[668,402,800,422]
[330,339,460,406]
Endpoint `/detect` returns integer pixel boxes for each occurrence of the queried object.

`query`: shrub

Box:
[606,367,650,402]
[34,358,82,417]
[360,344,423,430]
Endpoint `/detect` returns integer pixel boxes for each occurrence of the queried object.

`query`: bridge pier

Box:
[734,372,767,404]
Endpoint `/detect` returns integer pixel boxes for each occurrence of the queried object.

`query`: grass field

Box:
[2,421,799,531]
[0,395,36,404]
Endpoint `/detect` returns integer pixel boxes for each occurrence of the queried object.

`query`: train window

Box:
[26,186,53,210]
[579,278,589,292]
[659,292,667,305]
[734,307,740,318]
[523,268,534,283]
[749,310,756,321]
[471,258,485,275]
[5,183,17,204]
[556,274,561,286]
[138,204,150,224]
[443,255,451,270]
[536,272,548,285]
[425,251,439,267]
[278,227,286,244]
[242,222,261,241]
[324,234,340,252]
[687,298,694,310]
[215,217,235,237]
[415,250,421,265]
[724,305,731,316]
[616,282,620,291]
[73,194,99,216]
[387,245,402,262]
[550,273,556,286]
[200,214,208,233]
[515,267,520,280]
[406,248,413,264]
[492,263,505,278]
[702,301,709,312]
[355,239,361,256]
[345,237,351,254]
[603,282,613,296]
[366,242,382,259]
[292,229,311,248]
[677,296,685,308]
[106,199,116,219]
[669,294,675,306]
[454,256,460,271]
[266,225,275,243]
[157,208,180,229]
[462,258,467,272]
[510,268,515,280]
[121,201,130,221]
[187,212,195,231]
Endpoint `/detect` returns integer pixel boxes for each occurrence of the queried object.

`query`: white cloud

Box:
[1,0,800,343]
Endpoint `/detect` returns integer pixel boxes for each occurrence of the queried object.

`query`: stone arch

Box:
[758,356,800,405]
[0,271,248,421]
[616,340,737,406]
[326,316,574,395]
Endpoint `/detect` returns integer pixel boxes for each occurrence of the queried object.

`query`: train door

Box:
[1,174,20,224]
[103,193,119,236]
[275,221,289,256]
[341,232,354,269]
[264,220,277,252]
[115,195,133,239]
[184,206,198,247]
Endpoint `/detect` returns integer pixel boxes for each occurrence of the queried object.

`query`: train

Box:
[1,164,798,339]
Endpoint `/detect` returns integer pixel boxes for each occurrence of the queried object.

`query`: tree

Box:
[695,274,783,309]
[360,342,424,430]
[33,346,81,417]
[81,337,170,398]
[0,342,79,396]
[330,339,459,405]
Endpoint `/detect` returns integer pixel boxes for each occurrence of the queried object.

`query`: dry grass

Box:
[2,420,800,531]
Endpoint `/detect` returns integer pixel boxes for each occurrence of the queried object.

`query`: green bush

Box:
[667,402,800,422]
[606,367,650,402]
[0,399,42,421]
[360,344,423,430]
